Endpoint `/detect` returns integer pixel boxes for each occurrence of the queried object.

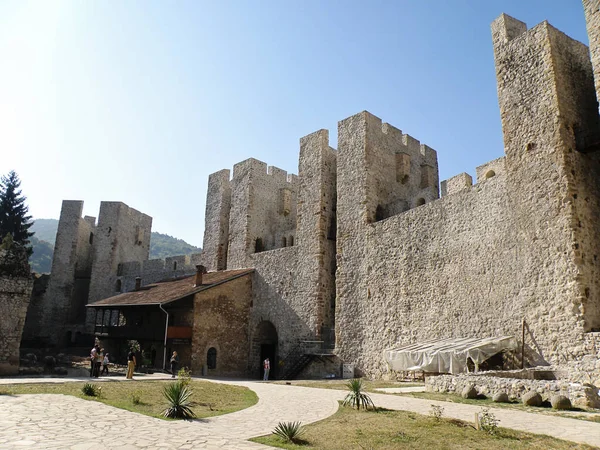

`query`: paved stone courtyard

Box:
[0,376,599,449]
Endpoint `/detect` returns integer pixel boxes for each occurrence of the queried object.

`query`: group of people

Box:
[89,343,181,379]
[89,345,109,378]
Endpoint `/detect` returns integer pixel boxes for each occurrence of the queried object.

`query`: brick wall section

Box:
[191,274,252,377]
[0,249,33,375]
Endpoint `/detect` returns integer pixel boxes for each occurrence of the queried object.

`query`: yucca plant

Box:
[81,383,101,397]
[162,381,196,419]
[342,378,375,410]
[273,421,304,443]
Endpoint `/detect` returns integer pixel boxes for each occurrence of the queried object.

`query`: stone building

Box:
[22,2,600,383]
[0,245,34,375]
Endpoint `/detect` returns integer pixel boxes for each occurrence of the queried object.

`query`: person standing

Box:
[101,352,109,376]
[94,348,103,377]
[170,351,179,378]
[263,358,270,381]
[89,345,97,377]
[126,349,136,379]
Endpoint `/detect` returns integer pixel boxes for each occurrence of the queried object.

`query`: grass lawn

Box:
[271,379,423,392]
[398,391,600,423]
[252,405,594,449]
[0,380,257,420]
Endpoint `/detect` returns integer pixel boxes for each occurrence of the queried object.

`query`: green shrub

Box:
[177,367,192,386]
[342,378,375,410]
[479,408,499,434]
[273,421,304,443]
[162,381,196,419]
[81,383,101,397]
[430,404,444,421]
[130,390,142,405]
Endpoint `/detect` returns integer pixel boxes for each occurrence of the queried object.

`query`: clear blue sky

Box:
[0,1,589,247]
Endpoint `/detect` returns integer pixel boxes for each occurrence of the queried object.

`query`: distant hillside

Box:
[30,218,59,244]
[29,236,54,274]
[149,232,202,259]
[28,219,201,273]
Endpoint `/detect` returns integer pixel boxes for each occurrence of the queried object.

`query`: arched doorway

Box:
[252,321,278,379]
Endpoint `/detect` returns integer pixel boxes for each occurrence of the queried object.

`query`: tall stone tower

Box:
[87,202,152,304]
[583,0,600,104]
[492,14,600,332]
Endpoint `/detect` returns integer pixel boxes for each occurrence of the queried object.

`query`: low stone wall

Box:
[425,373,600,409]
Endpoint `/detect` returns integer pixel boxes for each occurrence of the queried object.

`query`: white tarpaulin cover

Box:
[383,336,518,374]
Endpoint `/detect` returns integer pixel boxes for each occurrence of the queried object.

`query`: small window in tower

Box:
[207,347,217,370]
[289,236,294,246]
[116,279,122,292]
[173,261,178,271]
[282,237,287,247]
[89,232,94,245]
[255,238,264,253]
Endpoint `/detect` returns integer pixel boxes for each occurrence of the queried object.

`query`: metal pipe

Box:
[159,304,169,371]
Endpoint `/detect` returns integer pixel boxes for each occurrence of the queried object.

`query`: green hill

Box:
[29,219,201,273]
[30,236,54,274]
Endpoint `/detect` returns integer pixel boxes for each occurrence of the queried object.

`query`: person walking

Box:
[101,352,109,376]
[263,357,270,381]
[89,345,97,377]
[126,349,136,379]
[93,348,103,378]
[170,351,179,378]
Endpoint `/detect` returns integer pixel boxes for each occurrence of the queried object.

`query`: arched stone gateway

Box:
[251,321,278,380]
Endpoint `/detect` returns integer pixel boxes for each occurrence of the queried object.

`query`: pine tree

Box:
[0,171,34,256]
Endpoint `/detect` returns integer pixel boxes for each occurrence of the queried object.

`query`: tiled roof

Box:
[88,268,254,307]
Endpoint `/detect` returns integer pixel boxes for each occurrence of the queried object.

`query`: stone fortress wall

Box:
[334,14,600,377]
[24,2,600,382]
[584,0,600,104]
[0,248,33,375]
[23,200,199,347]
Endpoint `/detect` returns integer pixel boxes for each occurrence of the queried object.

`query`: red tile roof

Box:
[88,269,253,307]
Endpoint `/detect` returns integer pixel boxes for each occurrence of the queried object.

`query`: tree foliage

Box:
[0,171,33,255]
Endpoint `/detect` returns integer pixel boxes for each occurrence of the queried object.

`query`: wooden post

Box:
[521,318,526,369]
[474,412,480,430]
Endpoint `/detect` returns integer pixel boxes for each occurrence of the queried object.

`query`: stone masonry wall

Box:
[334,18,600,378]
[0,249,33,375]
[583,0,600,104]
[191,274,253,377]
[116,253,202,294]
[88,202,152,305]
[202,169,231,271]
[295,129,337,341]
[25,200,96,346]
[227,159,298,269]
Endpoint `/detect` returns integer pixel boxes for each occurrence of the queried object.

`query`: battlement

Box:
[367,113,438,166]
[115,252,203,293]
[232,158,298,187]
[337,111,440,225]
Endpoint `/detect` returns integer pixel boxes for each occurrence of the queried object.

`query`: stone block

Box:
[521,391,542,406]
[550,394,572,410]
